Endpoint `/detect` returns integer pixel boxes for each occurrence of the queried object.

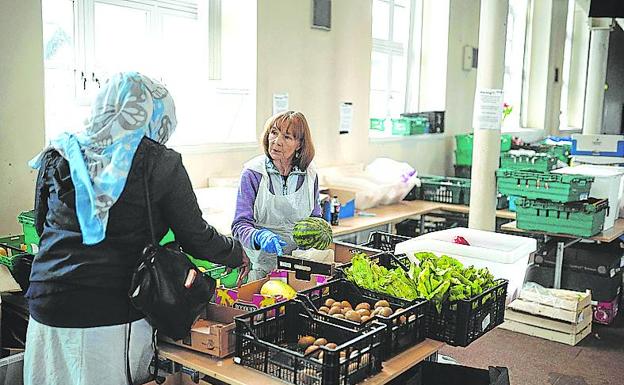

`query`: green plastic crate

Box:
[515,198,609,237]
[539,144,571,164]
[454,134,512,166]
[496,170,594,203]
[403,116,428,135]
[391,118,411,136]
[160,229,241,288]
[414,176,471,205]
[0,235,27,270]
[370,118,385,131]
[17,210,39,252]
[500,152,557,172]
[455,150,473,166]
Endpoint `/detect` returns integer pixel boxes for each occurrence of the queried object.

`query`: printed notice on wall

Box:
[474,88,504,130]
[273,93,289,115]
[339,102,353,134]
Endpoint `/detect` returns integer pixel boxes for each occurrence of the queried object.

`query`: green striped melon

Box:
[293,217,333,250]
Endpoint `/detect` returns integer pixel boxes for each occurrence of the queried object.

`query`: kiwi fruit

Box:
[345,310,362,323]
[319,306,330,313]
[341,300,352,309]
[328,307,342,315]
[313,338,328,346]
[305,345,320,355]
[356,308,371,317]
[355,303,371,311]
[374,300,390,309]
[325,298,336,307]
[298,336,316,348]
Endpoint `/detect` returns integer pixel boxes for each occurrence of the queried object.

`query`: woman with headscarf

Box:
[23,72,250,385]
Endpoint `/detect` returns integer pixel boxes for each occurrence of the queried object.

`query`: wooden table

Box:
[501,219,624,288]
[332,200,516,237]
[158,339,445,385]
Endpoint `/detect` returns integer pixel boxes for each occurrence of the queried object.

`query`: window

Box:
[369,0,421,137]
[42,0,257,146]
[502,0,530,131]
[559,0,590,131]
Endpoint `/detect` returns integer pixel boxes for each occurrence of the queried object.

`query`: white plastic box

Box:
[553,165,624,230]
[395,228,537,302]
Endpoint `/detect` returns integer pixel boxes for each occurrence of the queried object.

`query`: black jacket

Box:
[28,137,243,327]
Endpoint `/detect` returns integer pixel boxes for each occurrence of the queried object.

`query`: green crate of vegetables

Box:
[339,252,507,347]
[496,169,594,203]
[515,197,609,237]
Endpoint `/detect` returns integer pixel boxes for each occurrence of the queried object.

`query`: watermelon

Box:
[293,217,333,250]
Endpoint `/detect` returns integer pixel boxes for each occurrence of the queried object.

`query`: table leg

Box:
[554,241,564,289]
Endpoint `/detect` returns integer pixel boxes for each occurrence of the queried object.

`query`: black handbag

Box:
[128,162,216,341]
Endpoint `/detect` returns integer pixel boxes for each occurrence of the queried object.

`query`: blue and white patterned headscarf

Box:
[30,72,177,245]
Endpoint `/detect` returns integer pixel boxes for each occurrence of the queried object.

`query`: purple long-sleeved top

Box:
[232,166,321,249]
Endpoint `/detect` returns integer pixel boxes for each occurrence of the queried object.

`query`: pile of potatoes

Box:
[297,335,358,363]
[317,298,407,324]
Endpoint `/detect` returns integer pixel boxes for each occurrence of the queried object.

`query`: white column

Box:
[583,19,613,135]
[468,0,508,231]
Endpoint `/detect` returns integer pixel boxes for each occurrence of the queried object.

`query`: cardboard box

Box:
[215,270,329,311]
[161,303,245,358]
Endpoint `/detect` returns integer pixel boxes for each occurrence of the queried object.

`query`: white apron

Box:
[243,155,316,281]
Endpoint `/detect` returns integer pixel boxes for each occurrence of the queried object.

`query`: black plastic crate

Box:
[454,165,471,179]
[414,176,471,205]
[234,299,386,385]
[297,279,428,360]
[361,232,411,253]
[534,239,623,278]
[339,254,508,347]
[424,279,507,347]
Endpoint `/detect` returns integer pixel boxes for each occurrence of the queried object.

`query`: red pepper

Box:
[453,236,470,246]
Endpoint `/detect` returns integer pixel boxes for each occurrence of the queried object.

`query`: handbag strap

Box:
[143,153,157,246]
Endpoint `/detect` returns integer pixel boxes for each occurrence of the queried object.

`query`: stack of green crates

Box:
[455,133,512,166]
[496,170,608,237]
[500,151,557,172]
[514,198,609,237]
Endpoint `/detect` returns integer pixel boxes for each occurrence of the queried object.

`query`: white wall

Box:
[0,1,45,235]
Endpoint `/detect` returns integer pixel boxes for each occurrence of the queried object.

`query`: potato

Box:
[374,300,390,309]
[305,345,320,355]
[341,307,350,315]
[325,298,336,307]
[378,307,393,317]
[345,310,362,323]
[333,313,345,319]
[356,308,370,317]
[319,306,330,313]
[328,307,342,315]
[355,302,371,311]
[361,315,370,323]
[395,308,407,324]
[325,343,338,350]
[319,310,328,315]
[298,336,316,348]
[341,300,352,309]
[313,338,328,346]
[331,302,343,309]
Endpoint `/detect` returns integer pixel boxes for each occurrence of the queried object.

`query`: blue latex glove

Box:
[253,229,287,256]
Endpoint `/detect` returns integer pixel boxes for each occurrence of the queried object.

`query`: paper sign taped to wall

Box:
[273,93,289,115]
[339,102,353,134]
[474,88,504,130]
